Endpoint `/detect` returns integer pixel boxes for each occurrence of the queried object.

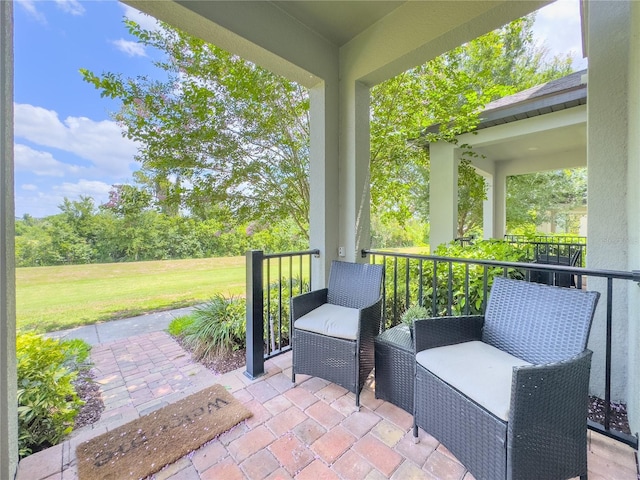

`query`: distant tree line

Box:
[15,190,306,267]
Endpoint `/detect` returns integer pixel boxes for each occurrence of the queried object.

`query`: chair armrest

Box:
[358,296,383,338]
[291,288,328,321]
[414,315,484,352]
[508,350,593,469]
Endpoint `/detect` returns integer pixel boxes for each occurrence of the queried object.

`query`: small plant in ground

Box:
[16,333,92,458]
[167,314,195,337]
[181,294,246,360]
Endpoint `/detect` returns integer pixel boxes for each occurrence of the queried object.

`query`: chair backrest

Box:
[482,276,600,364]
[327,261,384,309]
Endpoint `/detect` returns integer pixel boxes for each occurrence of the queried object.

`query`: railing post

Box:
[245,250,264,379]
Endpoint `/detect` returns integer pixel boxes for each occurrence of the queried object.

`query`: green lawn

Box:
[17,257,247,333]
[17,249,424,333]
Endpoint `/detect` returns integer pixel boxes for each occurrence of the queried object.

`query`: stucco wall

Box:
[625,0,640,437]
[586,1,631,403]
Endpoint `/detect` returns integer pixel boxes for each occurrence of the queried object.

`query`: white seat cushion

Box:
[294,303,360,341]
[416,341,532,421]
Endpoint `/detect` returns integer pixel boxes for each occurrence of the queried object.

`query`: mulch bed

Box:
[588,396,631,435]
[73,369,105,430]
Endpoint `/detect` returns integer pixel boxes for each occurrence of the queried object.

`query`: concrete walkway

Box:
[46,306,197,345]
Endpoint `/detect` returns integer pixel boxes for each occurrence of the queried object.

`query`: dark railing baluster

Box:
[405,257,410,310]
[464,264,469,315]
[245,249,319,379]
[605,277,613,431]
[447,262,453,316]
[418,260,424,308]
[432,260,438,315]
[393,256,398,324]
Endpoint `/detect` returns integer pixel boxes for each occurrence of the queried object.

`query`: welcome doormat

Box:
[76,384,252,480]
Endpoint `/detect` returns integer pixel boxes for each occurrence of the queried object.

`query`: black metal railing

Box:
[245,249,319,379]
[363,248,640,449]
[504,234,587,267]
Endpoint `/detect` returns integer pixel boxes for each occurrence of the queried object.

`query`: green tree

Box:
[82,20,310,238]
[82,14,573,248]
[506,167,587,231]
[370,15,573,241]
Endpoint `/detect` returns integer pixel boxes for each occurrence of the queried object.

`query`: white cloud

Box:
[15,180,113,218]
[54,0,85,16]
[111,39,147,58]
[14,144,85,177]
[53,179,113,199]
[121,4,162,32]
[17,0,47,24]
[21,184,39,192]
[14,103,138,178]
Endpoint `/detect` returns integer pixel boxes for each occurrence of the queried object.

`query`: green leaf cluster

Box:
[264,276,310,351]
[82,20,310,238]
[15,196,307,267]
[16,333,91,457]
[370,15,574,239]
[181,294,247,358]
[79,13,576,248]
[381,241,529,327]
[506,168,587,231]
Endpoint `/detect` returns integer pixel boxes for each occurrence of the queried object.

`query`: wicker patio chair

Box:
[291,260,383,407]
[413,276,600,480]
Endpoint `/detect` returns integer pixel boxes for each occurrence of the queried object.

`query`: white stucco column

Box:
[429,141,458,249]
[625,0,640,437]
[481,173,494,240]
[586,0,631,412]
[493,164,507,239]
[338,81,371,262]
[0,1,17,477]
[309,82,340,287]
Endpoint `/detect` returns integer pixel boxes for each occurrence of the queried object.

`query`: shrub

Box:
[264,276,310,350]
[182,294,246,359]
[382,240,529,327]
[167,314,195,337]
[16,333,91,457]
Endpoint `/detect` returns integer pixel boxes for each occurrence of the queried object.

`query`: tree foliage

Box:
[14,197,307,267]
[79,13,577,248]
[506,168,587,231]
[82,20,310,236]
[370,15,573,238]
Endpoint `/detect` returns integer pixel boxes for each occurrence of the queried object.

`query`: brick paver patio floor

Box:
[16,331,639,480]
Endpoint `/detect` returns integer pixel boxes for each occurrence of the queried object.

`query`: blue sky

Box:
[13,0,586,218]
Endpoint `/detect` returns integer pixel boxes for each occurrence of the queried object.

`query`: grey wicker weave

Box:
[291,261,383,407]
[413,276,600,480]
[374,324,414,414]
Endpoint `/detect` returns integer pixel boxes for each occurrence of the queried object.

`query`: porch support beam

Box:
[493,165,508,240]
[481,173,494,240]
[628,0,640,439]
[429,142,459,249]
[0,0,17,477]
[309,82,339,286]
[338,81,371,262]
[586,0,632,419]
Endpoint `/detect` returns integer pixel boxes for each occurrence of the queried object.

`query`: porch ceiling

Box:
[124,0,549,87]
[271,1,405,47]
[473,122,586,167]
